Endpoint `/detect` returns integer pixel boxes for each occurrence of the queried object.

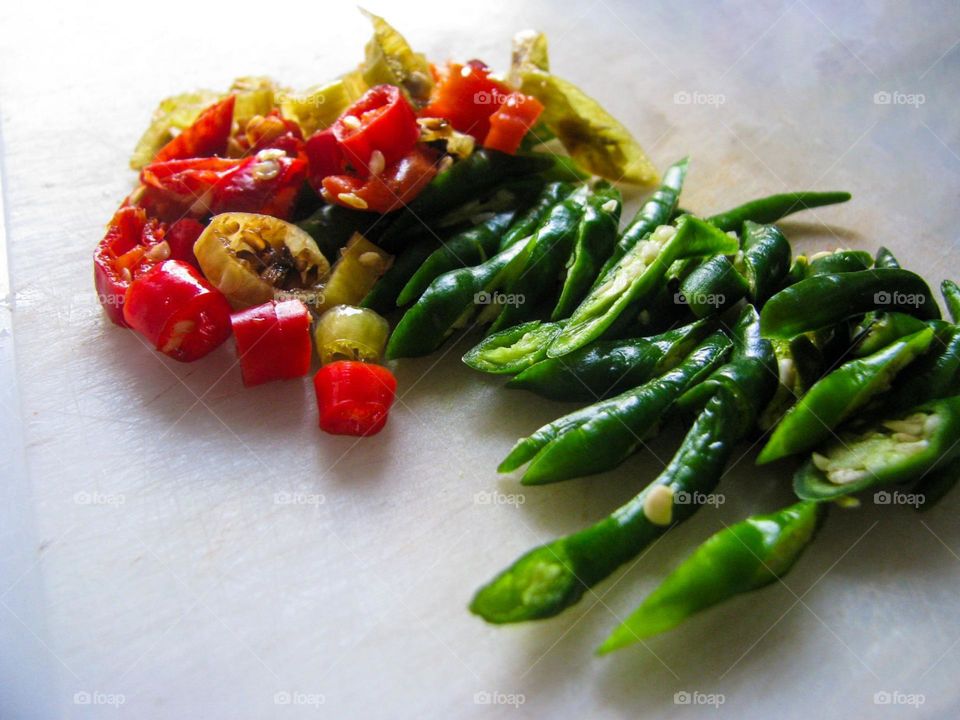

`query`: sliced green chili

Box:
[462,320,565,375]
[706,191,852,232]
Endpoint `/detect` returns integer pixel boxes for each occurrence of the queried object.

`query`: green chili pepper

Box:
[395,211,517,306]
[942,280,960,323]
[497,181,573,252]
[793,395,960,500]
[881,323,960,413]
[598,157,688,275]
[378,149,554,247]
[852,312,929,357]
[506,319,715,401]
[498,331,732,485]
[760,269,941,339]
[874,246,901,270]
[740,222,792,304]
[598,500,825,652]
[677,255,749,318]
[361,235,438,313]
[385,234,534,359]
[462,320,565,375]
[758,327,935,464]
[551,183,622,319]
[472,309,775,623]
[758,335,825,431]
[807,249,873,276]
[706,191,852,232]
[297,202,384,262]
[487,197,586,333]
[547,216,738,358]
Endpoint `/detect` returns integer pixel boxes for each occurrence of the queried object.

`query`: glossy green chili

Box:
[472,308,776,623]
[740,222,792,304]
[677,255,749,318]
[793,395,960,500]
[758,327,935,464]
[874,246,901,270]
[395,211,517,306]
[552,183,622,319]
[758,335,824,431]
[706,191,852,232]
[806,249,873,276]
[462,320,565,375]
[498,332,732,485]
[506,319,715,401]
[598,157,688,275]
[852,312,929,357]
[598,500,825,652]
[760,269,941,339]
[547,216,738,357]
[881,323,960,414]
[942,280,960,323]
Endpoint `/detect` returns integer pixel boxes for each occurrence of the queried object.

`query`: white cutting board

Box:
[2,1,959,718]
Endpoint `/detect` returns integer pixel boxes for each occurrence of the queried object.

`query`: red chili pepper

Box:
[123,260,232,362]
[140,149,307,221]
[93,206,165,326]
[483,92,544,155]
[235,109,305,157]
[153,95,235,163]
[231,299,312,387]
[421,61,513,141]
[333,85,419,171]
[313,361,397,436]
[320,145,439,213]
[165,218,205,269]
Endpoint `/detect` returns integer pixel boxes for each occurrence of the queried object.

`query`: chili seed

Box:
[338,193,369,210]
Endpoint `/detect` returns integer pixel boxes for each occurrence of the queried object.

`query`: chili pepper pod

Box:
[551,183,622,319]
[498,331,732,485]
[598,500,826,652]
[318,234,393,311]
[231,299,312,386]
[123,260,233,362]
[806,249,873,276]
[941,279,960,323]
[487,195,586,333]
[377,149,554,248]
[874,246,901,270]
[758,335,824,431]
[677,255,749,318]
[760,268,941,340]
[740,221,792,305]
[706,190,851,232]
[313,361,397,437]
[505,318,715,401]
[472,309,778,623]
[599,157,689,276]
[396,211,517,306]
[758,327,935,464]
[793,395,960,501]
[880,322,960,414]
[462,320,565,375]
[851,312,929,357]
[547,216,739,358]
[314,305,390,365]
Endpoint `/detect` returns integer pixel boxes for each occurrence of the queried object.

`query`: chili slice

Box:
[313,361,397,436]
[231,299,313,386]
[123,260,232,362]
[483,93,544,155]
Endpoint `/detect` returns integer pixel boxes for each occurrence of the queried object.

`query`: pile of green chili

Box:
[366,153,958,653]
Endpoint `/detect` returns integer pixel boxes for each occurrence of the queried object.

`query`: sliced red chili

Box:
[332,85,419,172]
[421,61,513,141]
[234,109,304,158]
[123,260,232,362]
[140,150,307,221]
[483,92,544,155]
[153,95,235,163]
[320,145,439,213]
[165,218,205,269]
[93,206,165,326]
[313,361,397,436]
[231,299,313,387]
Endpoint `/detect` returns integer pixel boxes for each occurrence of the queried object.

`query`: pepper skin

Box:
[231,299,312,386]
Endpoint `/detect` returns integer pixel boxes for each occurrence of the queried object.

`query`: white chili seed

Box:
[341,114,361,131]
[643,485,674,526]
[338,192,369,210]
[368,150,386,177]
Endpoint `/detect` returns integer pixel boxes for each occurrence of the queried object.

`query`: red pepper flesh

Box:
[153,95,235,164]
[231,299,313,387]
[123,260,232,362]
[332,85,419,172]
[313,361,397,436]
[483,92,544,155]
[320,145,439,213]
[421,61,512,141]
